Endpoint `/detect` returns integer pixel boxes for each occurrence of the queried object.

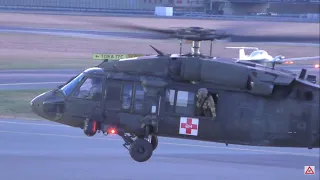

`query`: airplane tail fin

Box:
[238,49,246,60]
[225,47,259,60]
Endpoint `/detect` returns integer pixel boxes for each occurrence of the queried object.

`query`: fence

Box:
[0,0,156,10]
[0,0,318,22]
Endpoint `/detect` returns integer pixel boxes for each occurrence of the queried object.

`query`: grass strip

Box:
[0,89,50,119]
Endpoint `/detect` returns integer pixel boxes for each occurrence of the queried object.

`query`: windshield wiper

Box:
[57,75,77,89]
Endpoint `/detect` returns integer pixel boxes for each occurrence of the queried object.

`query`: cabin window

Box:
[165,89,176,113]
[133,83,145,111]
[106,80,121,101]
[164,89,195,116]
[72,76,102,101]
[122,82,133,110]
[195,88,218,118]
[176,90,195,115]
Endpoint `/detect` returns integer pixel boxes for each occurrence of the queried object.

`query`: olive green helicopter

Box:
[30,24,320,162]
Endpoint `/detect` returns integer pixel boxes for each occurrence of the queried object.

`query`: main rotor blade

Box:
[107,22,319,43]
[107,22,176,35]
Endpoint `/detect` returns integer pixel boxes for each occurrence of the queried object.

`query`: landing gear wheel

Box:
[129,139,153,162]
[83,119,97,137]
[151,135,158,151]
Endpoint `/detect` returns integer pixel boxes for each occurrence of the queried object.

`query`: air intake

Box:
[306,75,317,84]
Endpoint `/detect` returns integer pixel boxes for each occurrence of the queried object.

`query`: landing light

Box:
[108,128,117,134]
[284,61,294,64]
[315,64,319,68]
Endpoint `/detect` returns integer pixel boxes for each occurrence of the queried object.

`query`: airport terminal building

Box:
[0,0,319,15]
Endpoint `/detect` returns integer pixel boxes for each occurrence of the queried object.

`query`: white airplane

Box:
[225,46,320,68]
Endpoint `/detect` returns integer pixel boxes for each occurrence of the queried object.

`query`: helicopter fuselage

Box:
[30,64,320,149]
[28,23,320,163]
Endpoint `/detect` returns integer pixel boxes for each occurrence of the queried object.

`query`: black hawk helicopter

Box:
[30,24,320,163]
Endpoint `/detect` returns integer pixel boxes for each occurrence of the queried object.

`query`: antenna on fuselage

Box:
[210,40,213,57]
[179,39,182,55]
[150,45,165,56]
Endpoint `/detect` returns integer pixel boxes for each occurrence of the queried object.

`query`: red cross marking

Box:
[181,118,198,134]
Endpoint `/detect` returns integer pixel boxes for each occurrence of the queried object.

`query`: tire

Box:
[83,120,97,137]
[151,135,158,151]
[129,139,153,162]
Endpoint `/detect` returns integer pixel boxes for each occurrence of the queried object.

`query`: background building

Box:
[0,0,318,15]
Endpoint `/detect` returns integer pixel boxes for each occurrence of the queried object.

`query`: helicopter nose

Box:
[30,91,53,118]
[30,93,45,117]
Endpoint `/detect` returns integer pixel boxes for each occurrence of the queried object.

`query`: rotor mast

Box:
[191,41,201,56]
[188,40,213,57]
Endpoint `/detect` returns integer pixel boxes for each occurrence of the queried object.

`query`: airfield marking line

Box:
[0,130,318,157]
[0,121,68,127]
[0,120,319,156]
[0,130,119,140]
[0,82,64,86]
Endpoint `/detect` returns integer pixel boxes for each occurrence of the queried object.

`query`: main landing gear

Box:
[121,133,158,162]
[83,120,158,162]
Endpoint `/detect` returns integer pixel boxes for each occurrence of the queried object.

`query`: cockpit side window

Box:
[250,51,262,57]
[71,76,103,101]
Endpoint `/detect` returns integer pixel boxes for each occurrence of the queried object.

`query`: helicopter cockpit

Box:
[30,68,105,125]
[62,74,103,101]
[60,73,85,96]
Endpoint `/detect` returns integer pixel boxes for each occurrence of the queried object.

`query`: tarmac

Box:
[0,119,319,180]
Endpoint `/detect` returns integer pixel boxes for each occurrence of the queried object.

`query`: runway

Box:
[0,119,319,180]
[0,69,82,90]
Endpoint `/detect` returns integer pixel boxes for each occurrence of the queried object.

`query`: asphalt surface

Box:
[0,69,82,90]
[0,119,319,180]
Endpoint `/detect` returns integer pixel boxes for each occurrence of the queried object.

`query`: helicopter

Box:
[225,46,320,67]
[30,25,320,163]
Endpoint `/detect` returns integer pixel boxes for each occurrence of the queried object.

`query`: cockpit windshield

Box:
[60,73,85,96]
[249,50,266,57]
